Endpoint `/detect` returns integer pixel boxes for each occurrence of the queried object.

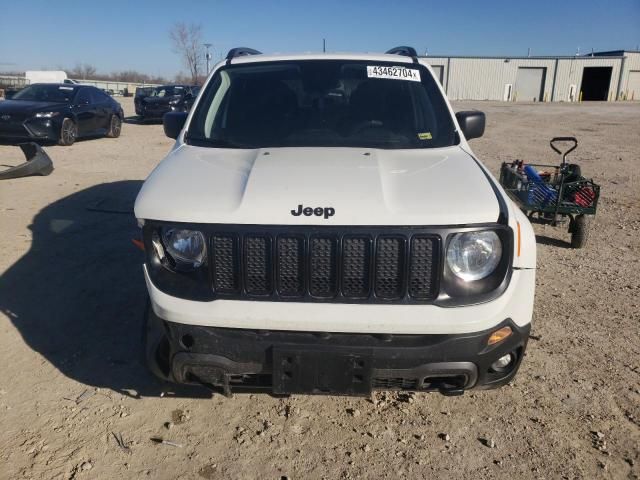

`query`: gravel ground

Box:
[0,99,638,480]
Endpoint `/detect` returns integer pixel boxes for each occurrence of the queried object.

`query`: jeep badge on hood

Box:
[291,204,335,219]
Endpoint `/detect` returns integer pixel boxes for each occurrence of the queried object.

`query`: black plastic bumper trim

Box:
[144,306,530,396]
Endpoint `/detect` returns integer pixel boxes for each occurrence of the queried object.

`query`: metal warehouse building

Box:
[422,50,640,102]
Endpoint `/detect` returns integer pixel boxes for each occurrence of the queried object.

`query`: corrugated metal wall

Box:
[618,52,640,99]
[423,53,638,102]
[552,57,621,101]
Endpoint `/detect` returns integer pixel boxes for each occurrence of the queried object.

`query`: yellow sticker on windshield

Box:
[418,132,432,140]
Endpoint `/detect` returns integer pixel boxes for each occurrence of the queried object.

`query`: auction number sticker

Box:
[367,65,421,82]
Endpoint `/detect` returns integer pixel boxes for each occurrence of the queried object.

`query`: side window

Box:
[90,89,108,103]
[75,89,91,105]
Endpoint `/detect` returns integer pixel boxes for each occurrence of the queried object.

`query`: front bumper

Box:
[144,266,535,334]
[0,118,58,141]
[146,305,530,396]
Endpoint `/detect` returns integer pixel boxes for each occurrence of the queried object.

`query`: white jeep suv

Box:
[135,46,536,397]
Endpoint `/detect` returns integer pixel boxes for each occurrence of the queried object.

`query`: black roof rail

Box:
[385,46,419,60]
[225,47,262,64]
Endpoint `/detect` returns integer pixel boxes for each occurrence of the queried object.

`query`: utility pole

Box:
[204,43,213,75]
[323,38,326,53]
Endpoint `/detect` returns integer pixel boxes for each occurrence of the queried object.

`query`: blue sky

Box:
[0,0,638,78]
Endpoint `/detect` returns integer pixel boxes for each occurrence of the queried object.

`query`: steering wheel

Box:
[351,120,384,134]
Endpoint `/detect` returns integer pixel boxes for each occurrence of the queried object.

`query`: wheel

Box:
[570,214,590,248]
[106,115,122,138]
[58,118,77,146]
[564,164,582,183]
[568,164,581,177]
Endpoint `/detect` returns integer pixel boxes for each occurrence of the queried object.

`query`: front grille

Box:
[309,237,337,297]
[375,237,405,299]
[244,236,272,295]
[342,237,371,297]
[409,236,437,298]
[277,237,304,296]
[0,112,28,122]
[208,228,440,303]
[212,235,239,292]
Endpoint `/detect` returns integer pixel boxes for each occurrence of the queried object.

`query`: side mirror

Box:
[455,111,485,140]
[163,111,188,139]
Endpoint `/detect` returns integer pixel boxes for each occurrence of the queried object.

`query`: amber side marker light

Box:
[488,326,512,346]
[132,238,145,251]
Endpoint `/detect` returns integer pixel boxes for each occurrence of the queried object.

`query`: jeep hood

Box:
[135,145,500,225]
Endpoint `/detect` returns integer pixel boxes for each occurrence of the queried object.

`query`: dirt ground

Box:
[0,98,638,480]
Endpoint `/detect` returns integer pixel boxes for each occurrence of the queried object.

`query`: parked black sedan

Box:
[138,85,197,120]
[0,84,124,146]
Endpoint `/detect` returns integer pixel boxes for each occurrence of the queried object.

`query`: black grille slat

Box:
[277,237,304,296]
[372,377,418,390]
[309,237,337,297]
[374,237,405,299]
[244,236,272,295]
[408,237,437,299]
[341,237,371,297]
[212,235,239,292]
[208,229,439,303]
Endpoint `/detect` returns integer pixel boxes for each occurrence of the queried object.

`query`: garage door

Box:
[431,65,444,85]
[515,67,546,102]
[627,71,640,100]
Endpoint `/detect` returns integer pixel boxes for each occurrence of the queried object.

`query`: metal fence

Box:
[68,79,161,95]
[0,75,160,97]
[0,75,29,89]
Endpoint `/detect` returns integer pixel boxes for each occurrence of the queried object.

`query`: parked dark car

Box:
[138,85,197,120]
[134,86,155,116]
[0,84,124,146]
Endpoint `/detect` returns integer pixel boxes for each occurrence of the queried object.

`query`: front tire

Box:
[570,214,590,249]
[106,115,122,138]
[58,118,77,146]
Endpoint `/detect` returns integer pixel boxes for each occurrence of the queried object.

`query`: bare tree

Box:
[70,63,97,80]
[169,22,203,84]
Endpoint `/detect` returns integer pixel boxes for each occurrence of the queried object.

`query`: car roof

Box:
[29,83,82,88]
[226,52,416,65]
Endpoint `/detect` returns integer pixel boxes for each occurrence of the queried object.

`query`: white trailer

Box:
[24,70,69,84]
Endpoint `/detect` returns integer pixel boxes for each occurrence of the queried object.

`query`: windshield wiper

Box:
[185,134,253,149]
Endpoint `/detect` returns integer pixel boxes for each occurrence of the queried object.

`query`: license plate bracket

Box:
[273,347,372,395]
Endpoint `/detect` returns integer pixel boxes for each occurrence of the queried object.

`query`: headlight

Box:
[168,98,180,105]
[161,228,206,268]
[34,112,60,118]
[446,231,502,281]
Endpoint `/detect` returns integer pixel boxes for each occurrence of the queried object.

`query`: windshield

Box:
[153,86,184,97]
[136,87,154,97]
[12,84,77,103]
[187,60,457,149]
